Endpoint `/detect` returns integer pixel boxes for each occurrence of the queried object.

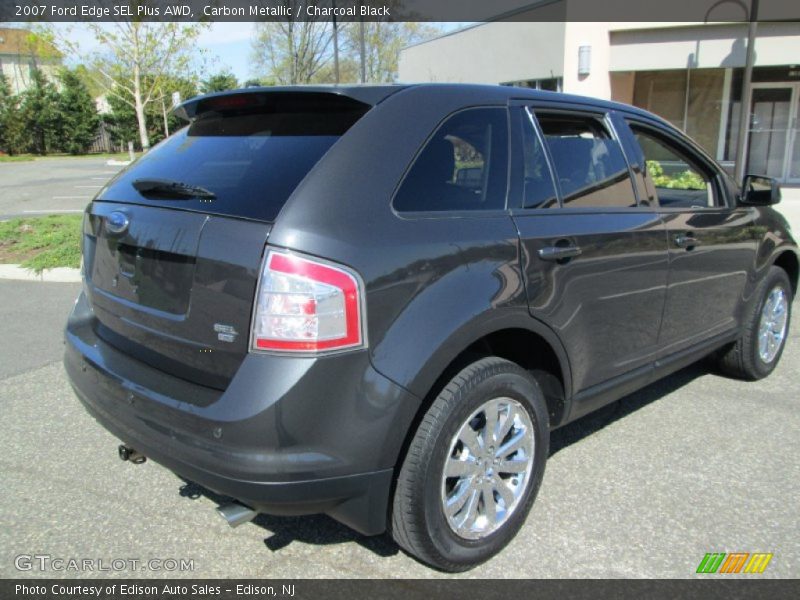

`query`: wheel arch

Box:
[773,249,799,296]
[390,316,573,474]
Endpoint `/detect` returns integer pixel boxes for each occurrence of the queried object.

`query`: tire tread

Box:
[391,357,542,571]
[719,266,791,380]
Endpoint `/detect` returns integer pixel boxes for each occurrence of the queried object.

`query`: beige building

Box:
[0,27,61,94]
[399,17,800,184]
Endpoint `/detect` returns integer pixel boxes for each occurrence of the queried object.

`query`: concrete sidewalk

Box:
[776,186,800,233]
[0,264,81,283]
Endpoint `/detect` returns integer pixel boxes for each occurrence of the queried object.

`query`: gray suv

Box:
[65,84,797,571]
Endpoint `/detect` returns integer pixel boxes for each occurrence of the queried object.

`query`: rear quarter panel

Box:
[267,86,566,399]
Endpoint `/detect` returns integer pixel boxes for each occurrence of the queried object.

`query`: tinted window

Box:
[99,93,369,221]
[536,113,637,208]
[629,123,717,208]
[394,108,509,212]
[520,108,558,208]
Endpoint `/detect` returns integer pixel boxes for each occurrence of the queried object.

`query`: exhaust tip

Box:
[217,502,258,528]
[118,444,146,464]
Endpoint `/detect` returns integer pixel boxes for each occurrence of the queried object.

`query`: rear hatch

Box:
[82,91,372,390]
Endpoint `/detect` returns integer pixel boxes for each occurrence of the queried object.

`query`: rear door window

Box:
[520,108,559,208]
[98,93,370,222]
[535,112,637,208]
[394,107,509,212]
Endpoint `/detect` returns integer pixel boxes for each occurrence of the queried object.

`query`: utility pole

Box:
[332,0,340,84]
[359,11,366,83]
[734,0,759,183]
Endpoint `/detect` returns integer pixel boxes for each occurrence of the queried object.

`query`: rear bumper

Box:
[64,292,420,535]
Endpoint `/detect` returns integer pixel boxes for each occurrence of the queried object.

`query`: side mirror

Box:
[741,174,781,206]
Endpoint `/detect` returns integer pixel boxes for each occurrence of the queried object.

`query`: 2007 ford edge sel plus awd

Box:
[65,84,798,571]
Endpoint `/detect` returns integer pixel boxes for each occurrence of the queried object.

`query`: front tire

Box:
[391,357,549,572]
[719,266,792,380]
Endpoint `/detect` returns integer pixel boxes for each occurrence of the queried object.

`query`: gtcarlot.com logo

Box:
[696,552,773,574]
[14,554,195,572]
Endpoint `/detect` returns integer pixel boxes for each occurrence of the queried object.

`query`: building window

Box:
[685,69,725,157]
[632,70,687,130]
[501,78,563,93]
[632,68,724,158]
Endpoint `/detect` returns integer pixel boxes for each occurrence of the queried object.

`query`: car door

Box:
[620,118,760,353]
[510,103,670,418]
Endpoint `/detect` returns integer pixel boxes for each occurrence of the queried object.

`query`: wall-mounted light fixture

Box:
[578,45,591,76]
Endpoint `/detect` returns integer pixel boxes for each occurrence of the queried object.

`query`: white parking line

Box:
[75,185,103,188]
[52,196,92,200]
[91,177,109,180]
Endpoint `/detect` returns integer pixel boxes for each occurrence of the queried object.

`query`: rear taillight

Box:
[250,250,365,353]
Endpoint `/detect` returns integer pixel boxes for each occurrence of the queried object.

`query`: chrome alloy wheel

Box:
[441,397,535,540]
[758,286,789,364]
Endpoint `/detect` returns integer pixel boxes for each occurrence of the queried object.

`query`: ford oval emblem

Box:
[106,211,129,235]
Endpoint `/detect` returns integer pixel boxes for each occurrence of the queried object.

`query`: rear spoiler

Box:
[173,85,408,121]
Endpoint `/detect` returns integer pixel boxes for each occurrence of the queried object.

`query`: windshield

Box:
[98,96,369,221]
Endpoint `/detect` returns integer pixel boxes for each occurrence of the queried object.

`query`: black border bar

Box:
[4,579,800,600]
[2,0,800,23]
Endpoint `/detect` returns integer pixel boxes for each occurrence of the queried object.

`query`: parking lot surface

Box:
[0,158,124,218]
[0,279,797,578]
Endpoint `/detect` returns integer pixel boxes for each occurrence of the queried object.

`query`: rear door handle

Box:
[675,234,700,249]
[538,245,582,261]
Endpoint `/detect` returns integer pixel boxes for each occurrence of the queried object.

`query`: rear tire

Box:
[718,266,792,380]
[391,357,549,572]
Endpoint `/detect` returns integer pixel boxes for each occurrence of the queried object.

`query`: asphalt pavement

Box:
[0,279,798,578]
[0,158,125,218]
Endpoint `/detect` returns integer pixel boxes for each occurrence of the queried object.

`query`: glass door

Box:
[746,83,800,184]
[789,87,800,183]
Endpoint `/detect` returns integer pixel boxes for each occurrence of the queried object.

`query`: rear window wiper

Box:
[132,178,216,200]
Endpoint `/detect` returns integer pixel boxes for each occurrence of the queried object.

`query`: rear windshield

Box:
[98,93,369,221]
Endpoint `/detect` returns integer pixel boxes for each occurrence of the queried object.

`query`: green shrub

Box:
[647,160,706,190]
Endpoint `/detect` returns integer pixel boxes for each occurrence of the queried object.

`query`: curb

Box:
[0,264,81,283]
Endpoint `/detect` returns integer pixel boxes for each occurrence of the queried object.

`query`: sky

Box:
[39,21,469,84]
[194,23,258,82]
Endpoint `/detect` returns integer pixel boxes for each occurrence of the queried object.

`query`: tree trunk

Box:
[133,89,149,150]
[161,96,169,137]
[132,50,150,151]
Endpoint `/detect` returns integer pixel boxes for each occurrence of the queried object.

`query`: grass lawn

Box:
[0,155,35,162]
[0,214,83,273]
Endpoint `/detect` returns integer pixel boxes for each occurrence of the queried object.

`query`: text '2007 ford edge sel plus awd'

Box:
[65,84,797,571]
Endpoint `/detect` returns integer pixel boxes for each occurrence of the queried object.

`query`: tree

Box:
[242,78,275,88]
[201,72,239,94]
[251,6,335,84]
[18,68,60,155]
[58,22,207,151]
[0,74,20,153]
[251,14,442,85]
[71,64,106,98]
[106,74,197,149]
[344,23,441,83]
[154,74,198,141]
[56,68,101,155]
